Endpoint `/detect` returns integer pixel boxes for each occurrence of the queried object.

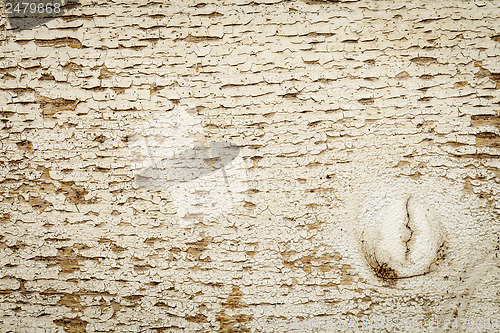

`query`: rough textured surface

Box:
[0,0,499,331]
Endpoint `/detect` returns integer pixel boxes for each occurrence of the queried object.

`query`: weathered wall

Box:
[1,0,499,331]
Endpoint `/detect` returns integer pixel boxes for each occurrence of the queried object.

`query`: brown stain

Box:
[58,181,88,209]
[416,120,435,132]
[57,246,76,256]
[145,237,162,245]
[217,286,252,332]
[149,83,163,95]
[395,160,412,168]
[16,139,33,152]
[33,242,96,274]
[154,301,171,307]
[351,294,378,317]
[4,87,34,95]
[117,44,148,51]
[57,294,84,313]
[186,234,212,261]
[46,238,71,242]
[0,110,15,117]
[134,264,152,272]
[358,98,374,105]
[123,295,143,306]
[35,37,83,48]
[16,40,32,46]
[62,62,83,71]
[169,247,182,255]
[443,140,468,148]
[186,313,209,323]
[303,0,354,4]
[150,328,181,333]
[475,62,500,88]
[177,35,222,42]
[98,238,126,253]
[41,289,115,298]
[191,62,202,72]
[193,11,224,17]
[40,73,55,81]
[73,243,91,251]
[38,166,52,181]
[53,317,88,333]
[27,195,52,212]
[454,81,468,88]
[308,32,336,37]
[471,114,500,127]
[2,73,16,80]
[61,12,93,22]
[410,57,437,65]
[216,313,252,333]
[335,265,357,284]
[5,241,26,253]
[374,262,398,280]
[94,135,107,143]
[99,66,115,80]
[430,242,448,271]
[362,239,399,283]
[182,213,207,223]
[243,201,256,209]
[306,220,323,230]
[223,286,244,309]
[47,256,81,274]
[395,71,410,79]
[0,213,10,222]
[37,94,79,117]
[476,132,500,147]
[112,87,126,94]
[451,152,500,160]
[15,182,55,196]
[463,177,496,207]
[282,251,342,274]
[0,274,26,295]
[85,86,106,91]
[282,91,301,99]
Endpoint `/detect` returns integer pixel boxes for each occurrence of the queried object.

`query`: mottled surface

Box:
[0,0,499,332]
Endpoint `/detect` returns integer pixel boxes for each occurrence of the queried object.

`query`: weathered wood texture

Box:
[0,0,499,331]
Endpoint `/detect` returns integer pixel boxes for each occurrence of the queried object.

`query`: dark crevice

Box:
[403,195,414,259]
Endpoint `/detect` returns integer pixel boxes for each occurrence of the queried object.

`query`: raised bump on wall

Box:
[361,193,445,280]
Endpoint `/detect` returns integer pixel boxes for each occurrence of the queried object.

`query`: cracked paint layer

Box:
[0,0,499,332]
[360,186,445,280]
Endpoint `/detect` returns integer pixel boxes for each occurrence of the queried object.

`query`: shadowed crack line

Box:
[403,195,414,259]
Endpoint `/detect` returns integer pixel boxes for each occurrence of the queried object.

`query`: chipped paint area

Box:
[0,0,499,332]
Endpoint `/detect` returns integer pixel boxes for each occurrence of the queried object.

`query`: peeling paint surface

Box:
[0,0,499,332]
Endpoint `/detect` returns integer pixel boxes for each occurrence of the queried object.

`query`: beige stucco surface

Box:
[1,0,499,331]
